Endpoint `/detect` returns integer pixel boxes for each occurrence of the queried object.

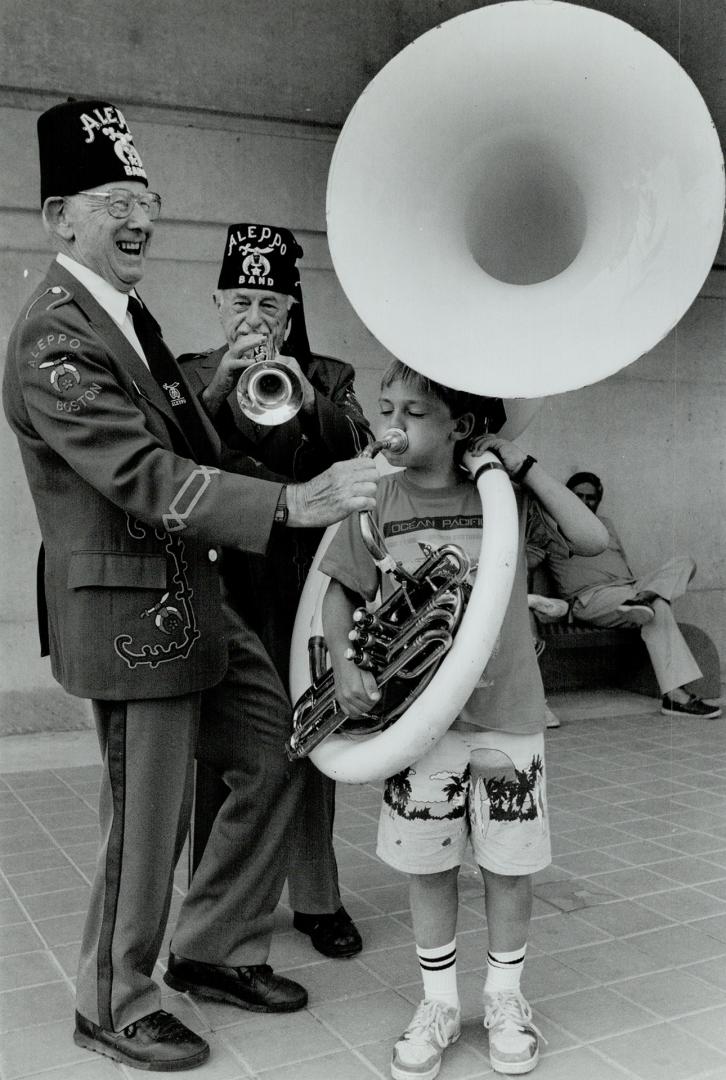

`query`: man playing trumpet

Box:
[179,224,372,960]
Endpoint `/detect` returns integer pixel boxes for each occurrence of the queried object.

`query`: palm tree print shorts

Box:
[377,729,551,876]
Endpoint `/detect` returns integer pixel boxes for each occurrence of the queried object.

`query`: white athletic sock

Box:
[485,945,526,995]
[416,939,459,1008]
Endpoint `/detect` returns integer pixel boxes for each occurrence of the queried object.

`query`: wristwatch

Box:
[274,486,288,526]
[511,454,537,484]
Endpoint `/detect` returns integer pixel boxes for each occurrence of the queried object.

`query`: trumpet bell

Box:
[326,0,724,399]
[236,360,304,426]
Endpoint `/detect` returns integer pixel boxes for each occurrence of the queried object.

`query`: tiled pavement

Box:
[1,688,726,1080]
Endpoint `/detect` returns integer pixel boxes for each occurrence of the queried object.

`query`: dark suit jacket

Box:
[178,345,371,476]
[178,345,372,678]
[3,262,283,700]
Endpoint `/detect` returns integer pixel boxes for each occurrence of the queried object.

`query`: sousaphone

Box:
[289,0,725,784]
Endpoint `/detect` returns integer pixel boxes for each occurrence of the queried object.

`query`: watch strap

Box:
[511,454,537,484]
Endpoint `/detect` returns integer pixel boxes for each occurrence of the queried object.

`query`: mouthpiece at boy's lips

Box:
[367,428,408,457]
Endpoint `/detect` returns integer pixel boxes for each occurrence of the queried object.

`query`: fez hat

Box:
[217,223,303,295]
[37,99,147,205]
[218,223,312,363]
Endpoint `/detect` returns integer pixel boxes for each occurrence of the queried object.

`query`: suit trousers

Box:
[171,603,305,966]
[191,712,342,917]
[191,584,343,917]
[286,759,342,913]
[252,596,342,916]
[571,556,702,694]
[77,604,303,1033]
[77,693,199,1032]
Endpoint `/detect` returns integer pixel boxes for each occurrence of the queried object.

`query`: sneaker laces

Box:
[483,991,546,1046]
[400,999,458,1051]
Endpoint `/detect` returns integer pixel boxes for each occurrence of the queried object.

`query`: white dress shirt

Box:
[56,252,148,368]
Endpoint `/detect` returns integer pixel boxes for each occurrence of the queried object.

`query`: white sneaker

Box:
[483,990,543,1074]
[391,999,461,1080]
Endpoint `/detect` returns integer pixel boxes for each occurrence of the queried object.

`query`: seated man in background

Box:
[178,223,372,959]
[544,471,721,719]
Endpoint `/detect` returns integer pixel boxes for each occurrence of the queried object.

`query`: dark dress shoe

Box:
[74,1009,209,1070]
[661,692,722,719]
[164,953,307,1013]
[293,906,363,958]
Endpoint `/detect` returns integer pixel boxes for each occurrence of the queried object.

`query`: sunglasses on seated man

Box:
[76,189,162,221]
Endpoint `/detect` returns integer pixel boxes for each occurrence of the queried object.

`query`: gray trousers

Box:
[191,600,343,916]
[77,604,302,1032]
[571,556,702,694]
[286,759,341,913]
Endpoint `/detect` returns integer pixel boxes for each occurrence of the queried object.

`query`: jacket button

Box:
[208,549,218,563]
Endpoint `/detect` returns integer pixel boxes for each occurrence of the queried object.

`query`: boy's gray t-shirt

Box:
[320,469,550,735]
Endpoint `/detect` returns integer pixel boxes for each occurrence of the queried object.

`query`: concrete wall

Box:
[1,0,724,712]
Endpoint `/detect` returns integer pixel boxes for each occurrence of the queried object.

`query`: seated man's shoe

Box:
[74,1009,209,1071]
[163,954,307,1013]
[527,594,569,621]
[661,693,722,719]
[293,906,363,958]
[616,599,655,626]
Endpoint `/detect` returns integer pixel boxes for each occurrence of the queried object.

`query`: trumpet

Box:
[236,335,304,426]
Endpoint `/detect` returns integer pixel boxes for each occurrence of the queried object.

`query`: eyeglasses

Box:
[76,189,162,221]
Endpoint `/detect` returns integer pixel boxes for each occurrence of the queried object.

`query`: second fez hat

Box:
[37,99,148,206]
[217,223,304,295]
[217,223,312,362]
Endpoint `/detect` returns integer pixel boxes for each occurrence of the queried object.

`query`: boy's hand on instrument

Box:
[333,662,381,718]
[468,434,529,478]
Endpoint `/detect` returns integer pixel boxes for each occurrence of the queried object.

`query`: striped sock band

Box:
[416,939,459,1008]
[485,945,526,994]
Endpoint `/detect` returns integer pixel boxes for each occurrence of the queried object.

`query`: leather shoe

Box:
[74,1009,209,1070]
[661,693,722,719]
[164,953,307,1013]
[293,906,363,958]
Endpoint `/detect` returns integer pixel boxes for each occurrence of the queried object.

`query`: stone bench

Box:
[535,615,722,699]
